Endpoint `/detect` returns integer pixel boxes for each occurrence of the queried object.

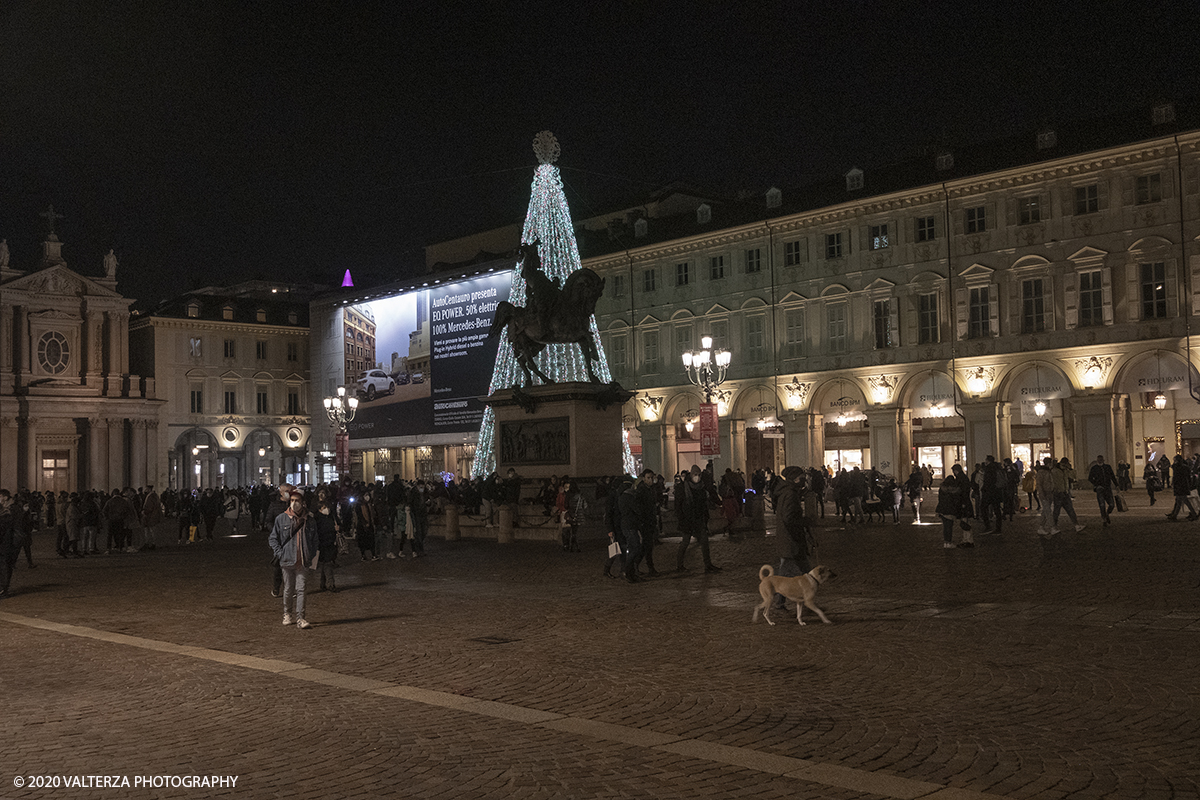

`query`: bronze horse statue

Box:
[487,243,607,386]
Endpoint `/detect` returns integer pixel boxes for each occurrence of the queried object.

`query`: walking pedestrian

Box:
[675,465,719,573]
[1165,455,1198,521]
[768,466,814,606]
[1088,455,1118,526]
[904,467,923,523]
[1144,462,1161,506]
[314,492,338,593]
[269,490,318,629]
[1051,458,1085,533]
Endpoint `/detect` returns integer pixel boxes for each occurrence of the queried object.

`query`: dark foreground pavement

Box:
[2,495,1199,800]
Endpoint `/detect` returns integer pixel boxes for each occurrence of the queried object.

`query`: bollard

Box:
[497,504,515,544]
[444,505,461,542]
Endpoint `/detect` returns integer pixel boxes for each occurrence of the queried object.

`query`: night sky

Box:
[2,1,1198,306]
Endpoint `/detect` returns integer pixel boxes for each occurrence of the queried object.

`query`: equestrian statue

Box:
[487,242,607,387]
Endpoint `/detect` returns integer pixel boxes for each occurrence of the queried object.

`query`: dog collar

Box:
[808,571,823,584]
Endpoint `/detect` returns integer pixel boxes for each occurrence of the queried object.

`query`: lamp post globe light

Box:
[323,385,359,432]
[682,336,732,403]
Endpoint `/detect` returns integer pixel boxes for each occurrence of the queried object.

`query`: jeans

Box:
[1052,492,1078,526]
[281,564,308,620]
[81,525,98,552]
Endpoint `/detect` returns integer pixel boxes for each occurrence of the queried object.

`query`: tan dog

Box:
[752,564,836,626]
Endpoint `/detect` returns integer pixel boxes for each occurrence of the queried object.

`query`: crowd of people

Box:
[1,451,1181,611]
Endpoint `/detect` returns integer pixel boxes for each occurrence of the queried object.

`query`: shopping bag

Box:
[1114,494,1127,512]
[607,541,622,558]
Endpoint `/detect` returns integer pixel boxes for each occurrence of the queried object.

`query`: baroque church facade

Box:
[0,226,162,492]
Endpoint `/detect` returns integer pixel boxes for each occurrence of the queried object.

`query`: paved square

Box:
[3,496,1198,799]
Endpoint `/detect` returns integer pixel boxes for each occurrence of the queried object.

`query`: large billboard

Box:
[343,272,511,440]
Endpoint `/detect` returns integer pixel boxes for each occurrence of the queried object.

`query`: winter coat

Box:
[269,510,318,569]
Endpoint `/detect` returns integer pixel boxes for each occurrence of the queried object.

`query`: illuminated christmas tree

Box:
[472,131,634,477]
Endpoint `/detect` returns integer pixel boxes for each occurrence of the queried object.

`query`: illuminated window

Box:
[1019,196,1041,224]
[868,224,889,251]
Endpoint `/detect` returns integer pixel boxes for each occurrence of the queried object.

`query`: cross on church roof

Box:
[40,204,65,237]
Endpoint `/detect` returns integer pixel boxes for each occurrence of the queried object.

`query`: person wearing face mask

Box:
[269,490,319,629]
[313,491,339,593]
[675,465,720,573]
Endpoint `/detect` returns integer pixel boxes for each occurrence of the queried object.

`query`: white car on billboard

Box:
[355,369,395,400]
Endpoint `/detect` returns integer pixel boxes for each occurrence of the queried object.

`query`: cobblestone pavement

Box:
[3,493,1199,800]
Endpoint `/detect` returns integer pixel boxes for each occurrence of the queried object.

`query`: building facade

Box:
[586,115,1200,480]
[130,282,313,490]
[0,231,161,492]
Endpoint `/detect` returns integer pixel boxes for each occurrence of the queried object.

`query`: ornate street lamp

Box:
[682,336,732,403]
[323,386,359,432]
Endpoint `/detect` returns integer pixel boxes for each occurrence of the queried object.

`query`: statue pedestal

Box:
[487,382,633,480]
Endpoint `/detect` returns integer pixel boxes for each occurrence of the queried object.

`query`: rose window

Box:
[37,331,70,374]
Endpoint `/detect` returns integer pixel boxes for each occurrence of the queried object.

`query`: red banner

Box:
[699,402,720,456]
[335,432,350,473]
